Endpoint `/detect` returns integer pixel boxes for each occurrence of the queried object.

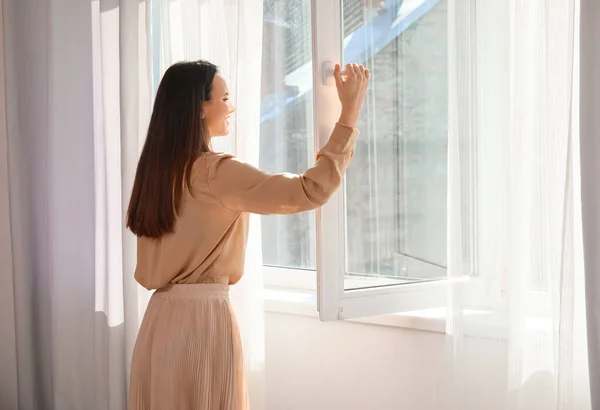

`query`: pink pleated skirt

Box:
[128,283,248,410]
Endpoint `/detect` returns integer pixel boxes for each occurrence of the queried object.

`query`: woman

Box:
[126,59,369,409]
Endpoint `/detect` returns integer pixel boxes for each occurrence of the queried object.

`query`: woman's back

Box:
[135,123,358,290]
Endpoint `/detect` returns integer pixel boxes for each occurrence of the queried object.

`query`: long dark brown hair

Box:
[126,60,218,238]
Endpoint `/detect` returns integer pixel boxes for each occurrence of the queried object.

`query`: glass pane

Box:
[343,0,448,290]
[260,0,316,270]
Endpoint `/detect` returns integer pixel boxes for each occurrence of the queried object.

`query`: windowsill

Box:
[263,286,511,339]
[264,287,319,317]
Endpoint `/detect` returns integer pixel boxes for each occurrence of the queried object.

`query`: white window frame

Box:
[314,0,457,321]
[264,265,316,291]
[264,0,514,326]
[263,0,456,305]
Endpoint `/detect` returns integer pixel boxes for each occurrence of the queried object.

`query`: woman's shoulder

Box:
[194,151,237,170]
[199,151,261,170]
[192,152,236,185]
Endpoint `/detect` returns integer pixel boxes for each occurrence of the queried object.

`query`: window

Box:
[342,0,448,288]
[260,0,316,272]
[261,0,457,320]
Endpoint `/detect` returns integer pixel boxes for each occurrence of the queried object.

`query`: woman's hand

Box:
[334,62,370,128]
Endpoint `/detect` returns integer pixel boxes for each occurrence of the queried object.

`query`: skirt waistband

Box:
[153,283,230,300]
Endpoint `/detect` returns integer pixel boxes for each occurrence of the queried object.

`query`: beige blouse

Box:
[134,123,359,290]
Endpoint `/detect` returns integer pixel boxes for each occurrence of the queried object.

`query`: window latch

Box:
[322,61,346,86]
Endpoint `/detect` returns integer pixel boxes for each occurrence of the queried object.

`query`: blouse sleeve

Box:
[207,123,359,215]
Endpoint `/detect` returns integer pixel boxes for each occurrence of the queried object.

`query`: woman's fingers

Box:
[336,61,370,127]
[358,64,366,81]
[353,63,361,81]
[345,63,356,80]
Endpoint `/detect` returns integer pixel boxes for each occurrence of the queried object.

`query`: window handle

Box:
[322,61,346,86]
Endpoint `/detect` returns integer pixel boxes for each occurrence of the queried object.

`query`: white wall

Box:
[266,312,513,410]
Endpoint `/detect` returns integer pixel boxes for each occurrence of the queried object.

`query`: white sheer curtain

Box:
[0,0,263,408]
[0,0,152,408]
[155,1,266,408]
[0,0,17,406]
[91,0,153,407]
[447,0,591,408]
[580,0,600,408]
